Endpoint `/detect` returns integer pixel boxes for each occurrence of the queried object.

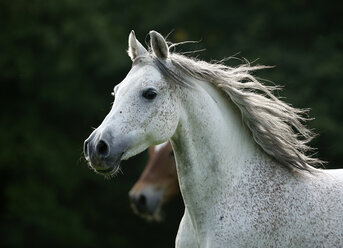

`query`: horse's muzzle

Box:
[129,187,163,218]
[83,130,126,175]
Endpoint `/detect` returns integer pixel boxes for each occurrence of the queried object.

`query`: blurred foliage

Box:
[0,0,342,247]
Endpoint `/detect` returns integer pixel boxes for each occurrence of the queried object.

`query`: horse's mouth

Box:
[96,167,116,174]
[131,203,164,222]
[94,163,121,177]
[93,152,125,176]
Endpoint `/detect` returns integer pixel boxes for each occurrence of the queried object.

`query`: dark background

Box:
[1,0,342,247]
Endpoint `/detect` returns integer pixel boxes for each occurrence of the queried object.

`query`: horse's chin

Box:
[145,208,165,223]
[150,209,165,222]
[121,143,152,161]
[131,203,165,222]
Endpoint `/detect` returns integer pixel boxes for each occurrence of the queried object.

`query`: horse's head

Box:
[84,31,181,176]
[129,141,179,221]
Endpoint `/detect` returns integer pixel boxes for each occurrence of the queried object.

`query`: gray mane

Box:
[151,50,323,171]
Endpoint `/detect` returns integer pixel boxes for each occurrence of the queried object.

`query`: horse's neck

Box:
[171,79,276,228]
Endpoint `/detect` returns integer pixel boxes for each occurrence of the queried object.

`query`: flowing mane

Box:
[150,49,323,171]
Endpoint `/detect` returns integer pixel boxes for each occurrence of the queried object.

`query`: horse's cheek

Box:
[159,99,179,136]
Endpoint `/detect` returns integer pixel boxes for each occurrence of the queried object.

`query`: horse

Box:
[84,30,343,247]
[129,141,180,221]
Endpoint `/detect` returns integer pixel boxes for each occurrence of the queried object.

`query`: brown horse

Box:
[129,141,180,221]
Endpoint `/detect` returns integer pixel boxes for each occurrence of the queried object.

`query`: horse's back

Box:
[260,167,343,247]
[320,167,343,181]
[177,162,343,248]
[209,167,343,247]
[310,168,343,203]
[293,168,343,247]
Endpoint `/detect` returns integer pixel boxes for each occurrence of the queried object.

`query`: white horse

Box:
[84,30,343,247]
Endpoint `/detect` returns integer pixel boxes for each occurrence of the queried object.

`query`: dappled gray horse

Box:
[84,30,343,247]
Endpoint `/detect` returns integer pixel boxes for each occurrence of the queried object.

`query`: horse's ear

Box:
[128,30,148,61]
[149,30,169,59]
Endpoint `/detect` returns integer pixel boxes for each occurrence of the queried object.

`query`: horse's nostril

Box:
[96,140,109,157]
[84,140,89,158]
[138,194,147,207]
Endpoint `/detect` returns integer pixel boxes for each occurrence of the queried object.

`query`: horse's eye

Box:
[169,151,174,158]
[142,88,157,100]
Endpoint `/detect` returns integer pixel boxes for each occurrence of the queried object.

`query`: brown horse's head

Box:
[129,141,179,221]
